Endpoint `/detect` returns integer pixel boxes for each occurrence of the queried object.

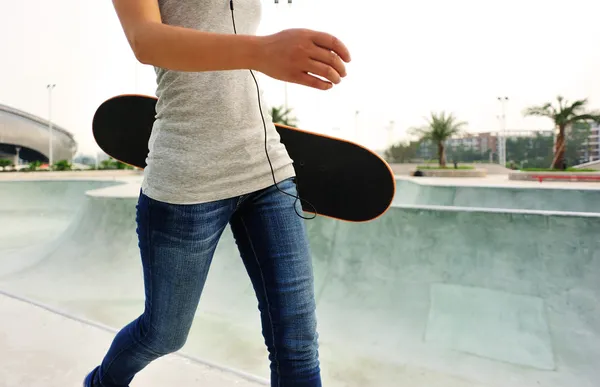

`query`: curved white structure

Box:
[0,103,77,163]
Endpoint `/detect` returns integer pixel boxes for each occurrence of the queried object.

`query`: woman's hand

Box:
[255,28,352,90]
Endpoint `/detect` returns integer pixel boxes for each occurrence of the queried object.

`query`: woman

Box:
[84,0,350,386]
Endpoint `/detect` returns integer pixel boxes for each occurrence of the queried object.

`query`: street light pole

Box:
[354,110,360,142]
[47,83,56,166]
[387,120,395,147]
[15,146,21,167]
[497,96,508,166]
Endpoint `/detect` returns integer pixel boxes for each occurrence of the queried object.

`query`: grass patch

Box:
[520,168,597,172]
[417,165,475,170]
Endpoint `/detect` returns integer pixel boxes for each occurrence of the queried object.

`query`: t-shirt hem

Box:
[140,164,297,205]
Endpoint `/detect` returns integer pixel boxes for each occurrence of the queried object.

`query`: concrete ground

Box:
[0,291,266,387]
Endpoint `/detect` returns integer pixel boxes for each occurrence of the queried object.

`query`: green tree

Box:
[100,159,115,170]
[523,96,600,169]
[270,106,298,127]
[53,160,72,171]
[385,140,420,163]
[100,158,133,170]
[0,159,12,169]
[506,137,535,167]
[28,161,42,171]
[410,112,467,167]
[527,133,554,167]
[446,144,489,163]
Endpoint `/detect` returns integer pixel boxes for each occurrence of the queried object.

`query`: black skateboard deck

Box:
[92,94,395,222]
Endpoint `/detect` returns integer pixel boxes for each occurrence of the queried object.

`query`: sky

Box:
[1,0,599,156]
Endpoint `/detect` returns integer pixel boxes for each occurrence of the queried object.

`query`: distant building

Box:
[580,123,600,163]
[0,103,77,165]
[447,132,500,155]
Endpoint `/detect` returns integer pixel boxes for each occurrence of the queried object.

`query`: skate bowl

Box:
[0,179,124,254]
[0,178,599,387]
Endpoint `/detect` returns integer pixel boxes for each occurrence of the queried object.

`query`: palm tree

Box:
[523,96,600,169]
[411,111,467,167]
[270,106,298,127]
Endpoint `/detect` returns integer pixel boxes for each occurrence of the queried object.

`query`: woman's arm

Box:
[112,0,260,71]
[112,0,351,90]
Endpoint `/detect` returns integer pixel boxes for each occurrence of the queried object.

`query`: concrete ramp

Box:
[394,179,600,213]
[1,182,599,387]
[0,180,123,253]
[574,159,600,170]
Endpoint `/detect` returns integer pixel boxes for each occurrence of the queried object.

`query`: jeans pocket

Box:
[279,176,297,190]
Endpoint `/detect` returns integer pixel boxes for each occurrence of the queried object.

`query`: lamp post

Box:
[354,110,360,142]
[497,96,508,166]
[15,146,21,167]
[47,83,56,166]
[387,120,395,147]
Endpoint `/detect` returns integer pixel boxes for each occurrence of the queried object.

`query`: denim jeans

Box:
[85,178,320,387]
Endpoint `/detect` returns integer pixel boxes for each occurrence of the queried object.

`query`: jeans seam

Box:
[240,215,281,387]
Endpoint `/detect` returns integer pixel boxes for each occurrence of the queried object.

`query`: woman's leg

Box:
[229,178,321,387]
[85,191,235,387]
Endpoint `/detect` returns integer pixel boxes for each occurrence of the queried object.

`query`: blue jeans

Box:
[85,178,320,386]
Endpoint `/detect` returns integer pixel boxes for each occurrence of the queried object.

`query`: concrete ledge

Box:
[509,171,600,183]
[0,169,143,181]
[573,159,600,170]
[86,181,142,198]
[412,169,487,178]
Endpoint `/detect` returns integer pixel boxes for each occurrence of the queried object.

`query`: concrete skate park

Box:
[1,170,599,387]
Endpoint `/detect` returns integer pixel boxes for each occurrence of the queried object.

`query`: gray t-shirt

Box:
[141,0,295,204]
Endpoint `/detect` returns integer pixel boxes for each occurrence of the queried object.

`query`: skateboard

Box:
[92,94,396,222]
